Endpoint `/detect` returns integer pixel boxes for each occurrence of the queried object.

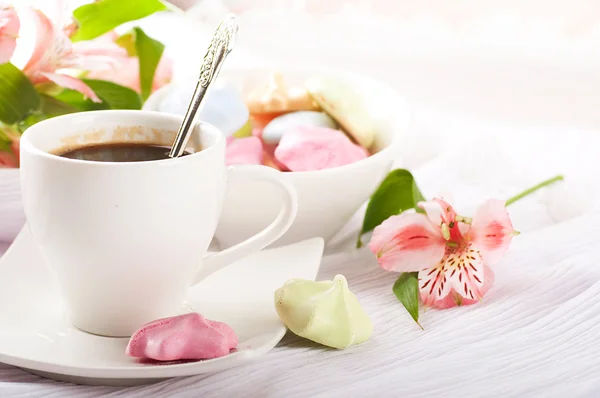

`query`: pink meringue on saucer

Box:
[225,136,263,166]
[274,126,369,171]
[126,313,238,361]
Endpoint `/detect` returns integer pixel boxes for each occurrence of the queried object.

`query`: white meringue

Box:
[160,79,251,138]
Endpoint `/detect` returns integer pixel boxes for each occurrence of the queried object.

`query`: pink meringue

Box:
[263,150,289,171]
[126,313,238,361]
[225,136,263,166]
[274,126,369,171]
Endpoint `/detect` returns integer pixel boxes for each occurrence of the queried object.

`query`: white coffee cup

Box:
[19,110,298,337]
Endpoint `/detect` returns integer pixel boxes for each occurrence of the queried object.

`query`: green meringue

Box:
[305,77,376,149]
[274,275,373,349]
[232,119,252,138]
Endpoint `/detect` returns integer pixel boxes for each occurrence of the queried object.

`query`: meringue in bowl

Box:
[143,66,411,248]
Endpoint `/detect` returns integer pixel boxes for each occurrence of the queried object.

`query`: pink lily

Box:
[0,131,19,168]
[369,198,516,308]
[0,150,17,168]
[22,8,127,103]
[86,34,173,94]
[0,5,19,64]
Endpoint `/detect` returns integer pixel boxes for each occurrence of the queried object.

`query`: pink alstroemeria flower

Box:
[22,8,127,103]
[0,5,19,64]
[369,198,516,308]
[0,133,19,168]
[85,31,173,94]
[0,150,17,167]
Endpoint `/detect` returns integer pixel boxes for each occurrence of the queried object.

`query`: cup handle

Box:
[190,165,298,286]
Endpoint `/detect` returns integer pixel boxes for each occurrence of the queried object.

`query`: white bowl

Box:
[144,66,412,247]
[0,168,24,243]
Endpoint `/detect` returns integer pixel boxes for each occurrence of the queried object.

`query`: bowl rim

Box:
[143,64,413,177]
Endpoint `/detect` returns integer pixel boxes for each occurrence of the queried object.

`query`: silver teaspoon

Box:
[168,14,239,158]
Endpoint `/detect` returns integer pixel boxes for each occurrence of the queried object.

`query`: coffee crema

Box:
[57,143,192,162]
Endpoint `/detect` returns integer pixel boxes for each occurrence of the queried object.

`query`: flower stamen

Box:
[441,223,451,240]
[455,215,472,224]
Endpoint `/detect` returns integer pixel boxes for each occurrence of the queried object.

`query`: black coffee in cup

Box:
[57,143,191,162]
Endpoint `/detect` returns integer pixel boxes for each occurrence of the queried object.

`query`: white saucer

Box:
[0,228,324,386]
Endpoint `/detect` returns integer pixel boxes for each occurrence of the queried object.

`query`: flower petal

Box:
[73,31,128,58]
[0,130,19,168]
[40,72,102,103]
[418,197,456,227]
[0,6,20,64]
[10,138,19,167]
[368,213,446,273]
[467,199,515,265]
[22,8,56,74]
[418,263,452,307]
[0,151,17,168]
[429,265,495,309]
[429,291,463,310]
[85,40,172,94]
[71,31,128,70]
[444,243,485,301]
[152,55,173,92]
[418,197,465,242]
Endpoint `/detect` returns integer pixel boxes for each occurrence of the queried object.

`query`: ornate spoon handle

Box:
[168,14,239,158]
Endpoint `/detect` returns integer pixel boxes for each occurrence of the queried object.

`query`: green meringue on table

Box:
[305,76,376,149]
[274,274,373,349]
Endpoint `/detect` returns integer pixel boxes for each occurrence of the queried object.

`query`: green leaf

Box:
[133,27,165,100]
[17,95,81,132]
[0,129,13,152]
[17,80,141,131]
[115,32,137,56]
[113,27,165,101]
[0,63,41,124]
[393,272,422,329]
[357,169,425,248]
[40,94,80,116]
[17,114,51,133]
[71,0,169,42]
[53,80,141,111]
[53,89,110,112]
[82,79,142,110]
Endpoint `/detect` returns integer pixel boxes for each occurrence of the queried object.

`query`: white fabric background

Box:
[2,3,600,397]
